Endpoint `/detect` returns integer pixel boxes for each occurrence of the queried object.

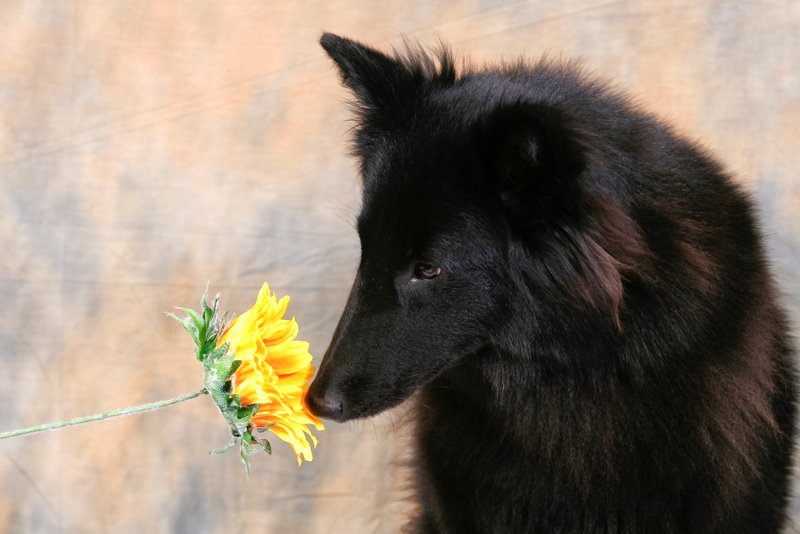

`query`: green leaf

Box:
[203,301,215,325]
[237,405,258,421]
[165,312,199,340]
[240,449,251,476]
[209,439,236,455]
[200,340,214,356]
[182,320,199,339]
[175,307,204,333]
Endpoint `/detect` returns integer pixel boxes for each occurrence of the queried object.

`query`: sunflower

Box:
[217,283,324,464]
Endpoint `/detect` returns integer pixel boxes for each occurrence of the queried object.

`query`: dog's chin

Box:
[339,388,418,421]
[341,362,466,421]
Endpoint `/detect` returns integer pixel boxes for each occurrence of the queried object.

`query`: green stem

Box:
[0,388,208,440]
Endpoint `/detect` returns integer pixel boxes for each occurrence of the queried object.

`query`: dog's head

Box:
[307,34,647,421]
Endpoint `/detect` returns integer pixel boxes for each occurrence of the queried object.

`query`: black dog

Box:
[307,33,797,533]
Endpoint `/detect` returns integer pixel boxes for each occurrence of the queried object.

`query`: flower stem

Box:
[0,388,208,440]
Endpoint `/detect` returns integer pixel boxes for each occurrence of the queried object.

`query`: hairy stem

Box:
[0,388,208,440]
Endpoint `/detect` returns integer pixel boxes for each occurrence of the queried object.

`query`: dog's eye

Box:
[413,264,442,280]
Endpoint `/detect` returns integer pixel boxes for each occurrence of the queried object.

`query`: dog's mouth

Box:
[343,387,419,421]
[307,382,416,422]
[310,357,466,422]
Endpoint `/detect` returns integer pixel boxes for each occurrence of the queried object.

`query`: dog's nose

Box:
[306,387,345,421]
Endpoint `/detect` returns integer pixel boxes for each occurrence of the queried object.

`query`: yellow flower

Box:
[217,283,324,464]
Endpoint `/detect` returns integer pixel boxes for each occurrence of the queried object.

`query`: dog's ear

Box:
[474,102,588,229]
[475,102,650,331]
[320,33,409,109]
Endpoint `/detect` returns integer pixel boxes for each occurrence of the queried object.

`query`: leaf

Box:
[240,449,251,476]
[237,405,259,421]
[200,340,216,358]
[209,439,236,455]
[165,312,199,340]
[175,307,204,333]
[181,321,199,340]
[209,347,227,361]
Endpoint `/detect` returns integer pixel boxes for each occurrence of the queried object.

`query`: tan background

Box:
[1,1,798,533]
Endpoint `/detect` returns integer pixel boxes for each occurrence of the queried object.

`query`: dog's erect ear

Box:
[475,102,650,330]
[320,33,409,109]
[475,102,588,228]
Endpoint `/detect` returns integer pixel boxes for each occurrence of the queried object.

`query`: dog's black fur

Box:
[307,33,797,533]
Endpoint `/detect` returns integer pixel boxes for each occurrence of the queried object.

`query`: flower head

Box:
[217,283,324,464]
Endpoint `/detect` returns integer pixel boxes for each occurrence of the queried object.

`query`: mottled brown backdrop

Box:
[1,1,798,533]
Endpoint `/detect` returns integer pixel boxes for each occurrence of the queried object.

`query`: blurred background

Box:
[0,1,798,532]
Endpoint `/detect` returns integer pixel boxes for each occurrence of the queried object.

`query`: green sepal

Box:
[165,312,199,342]
[203,298,215,324]
[240,449,251,476]
[170,288,272,474]
[210,346,229,360]
[175,307,204,334]
[209,440,236,455]
[237,404,259,421]
[200,340,217,359]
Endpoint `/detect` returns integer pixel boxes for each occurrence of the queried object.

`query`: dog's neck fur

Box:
[414,346,689,533]
[412,348,611,532]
